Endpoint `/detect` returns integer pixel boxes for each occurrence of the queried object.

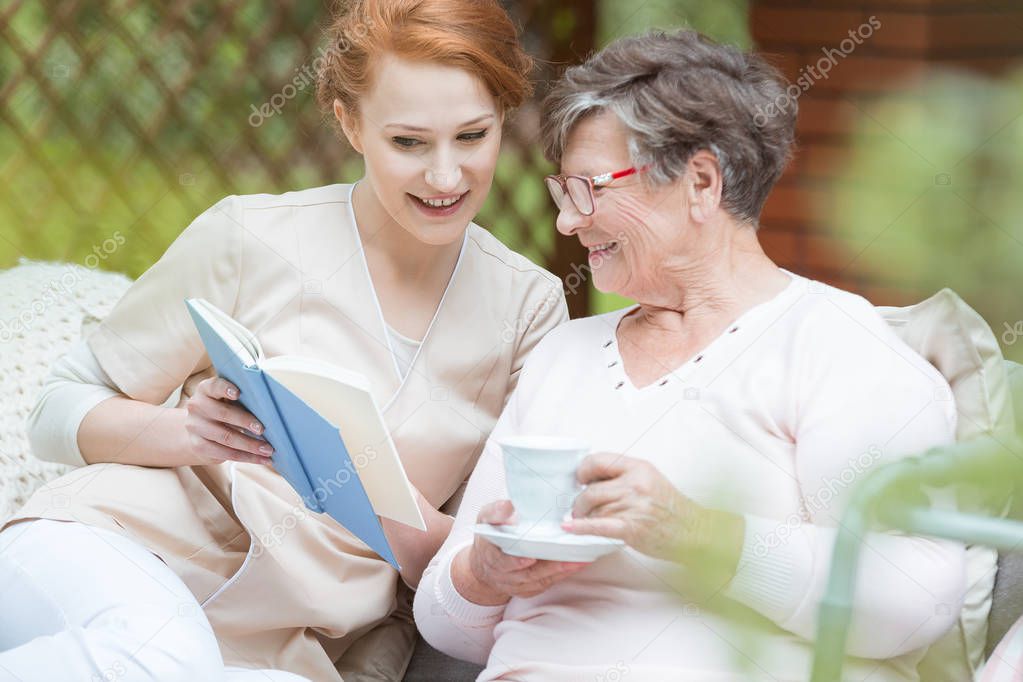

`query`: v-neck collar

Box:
[602,271,800,395]
[345,183,468,410]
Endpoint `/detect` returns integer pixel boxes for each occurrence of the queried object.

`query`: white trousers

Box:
[0,519,312,682]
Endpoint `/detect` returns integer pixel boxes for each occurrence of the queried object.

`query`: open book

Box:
[185,298,426,570]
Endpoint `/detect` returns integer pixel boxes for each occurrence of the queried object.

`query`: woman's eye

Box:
[457,130,488,142]
[392,137,421,148]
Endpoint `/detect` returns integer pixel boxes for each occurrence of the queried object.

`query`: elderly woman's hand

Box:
[451,500,588,605]
[563,453,745,570]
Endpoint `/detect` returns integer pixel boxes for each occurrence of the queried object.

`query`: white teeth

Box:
[588,242,617,252]
[419,195,461,208]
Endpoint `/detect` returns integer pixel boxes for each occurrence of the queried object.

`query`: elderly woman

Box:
[413,30,966,681]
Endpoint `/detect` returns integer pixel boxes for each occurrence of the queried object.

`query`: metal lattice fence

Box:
[0,0,602,314]
[2,1,751,316]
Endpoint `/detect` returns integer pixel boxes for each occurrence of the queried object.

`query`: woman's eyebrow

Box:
[383,113,495,132]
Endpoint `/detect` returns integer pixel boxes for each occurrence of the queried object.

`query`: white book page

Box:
[262,355,426,531]
[192,299,264,363]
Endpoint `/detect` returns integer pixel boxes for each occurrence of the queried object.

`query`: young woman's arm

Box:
[77,397,192,466]
[381,489,455,590]
[27,195,279,469]
[29,339,272,467]
[27,339,128,466]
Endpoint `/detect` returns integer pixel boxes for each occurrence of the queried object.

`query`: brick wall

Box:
[751,0,1023,305]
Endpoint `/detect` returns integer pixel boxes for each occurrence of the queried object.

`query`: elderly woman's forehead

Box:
[562,113,630,172]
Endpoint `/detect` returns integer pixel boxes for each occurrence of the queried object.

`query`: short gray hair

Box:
[541,30,796,224]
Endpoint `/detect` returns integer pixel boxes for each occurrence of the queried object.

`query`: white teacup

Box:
[498,435,590,534]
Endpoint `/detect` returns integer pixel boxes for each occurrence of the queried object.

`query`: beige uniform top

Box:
[7,183,567,680]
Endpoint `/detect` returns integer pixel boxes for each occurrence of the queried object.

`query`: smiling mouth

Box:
[411,191,468,208]
[586,241,618,253]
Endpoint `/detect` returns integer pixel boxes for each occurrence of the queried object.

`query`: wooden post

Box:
[537,0,597,319]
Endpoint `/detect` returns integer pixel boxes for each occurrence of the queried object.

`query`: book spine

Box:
[255,369,323,513]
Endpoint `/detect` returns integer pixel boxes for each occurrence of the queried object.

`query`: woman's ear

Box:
[334,98,364,154]
[685,149,723,224]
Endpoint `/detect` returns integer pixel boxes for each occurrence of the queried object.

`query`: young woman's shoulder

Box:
[209,184,355,253]
[464,222,561,291]
[192,184,352,243]
[233,183,351,211]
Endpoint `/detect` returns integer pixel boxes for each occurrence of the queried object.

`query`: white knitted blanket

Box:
[0,259,132,522]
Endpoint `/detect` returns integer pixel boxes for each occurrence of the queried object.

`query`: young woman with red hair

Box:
[0,2,565,680]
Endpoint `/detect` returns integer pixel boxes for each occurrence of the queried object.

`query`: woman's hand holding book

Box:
[182,376,275,466]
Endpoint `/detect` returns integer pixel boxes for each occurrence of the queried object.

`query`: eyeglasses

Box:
[544,166,644,216]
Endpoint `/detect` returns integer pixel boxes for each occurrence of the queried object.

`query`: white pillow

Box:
[0,259,132,523]
[879,288,1017,681]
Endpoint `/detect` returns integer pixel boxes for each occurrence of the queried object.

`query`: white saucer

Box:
[473,523,625,562]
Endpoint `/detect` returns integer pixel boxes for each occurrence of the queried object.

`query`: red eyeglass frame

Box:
[544,166,645,216]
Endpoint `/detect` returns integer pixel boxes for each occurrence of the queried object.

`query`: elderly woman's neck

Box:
[634,226,788,334]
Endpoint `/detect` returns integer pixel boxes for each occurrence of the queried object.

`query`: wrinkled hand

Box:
[183,377,275,466]
[564,453,742,566]
[455,500,588,605]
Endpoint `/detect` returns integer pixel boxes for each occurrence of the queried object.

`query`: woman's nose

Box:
[555,203,589,236]
[425,157,463,193]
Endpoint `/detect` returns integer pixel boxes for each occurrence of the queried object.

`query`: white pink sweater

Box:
[413,274,966,682]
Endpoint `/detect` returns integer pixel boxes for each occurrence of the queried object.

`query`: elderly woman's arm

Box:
[721,355,966,658]
[414,323,585,661]
[566,297,967,660]
[413,438,509,663]
[724,310,967,658]
[725,519,965,659]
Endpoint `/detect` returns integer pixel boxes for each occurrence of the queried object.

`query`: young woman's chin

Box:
[406,222,469,247]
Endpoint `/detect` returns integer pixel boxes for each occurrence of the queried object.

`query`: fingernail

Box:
[259,445,273,455]
[227,387,238,398]
[250,422,263,434]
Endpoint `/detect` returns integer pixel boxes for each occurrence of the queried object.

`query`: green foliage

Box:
[826,67,1023,361]
[478,147,558,266]
[599,0,750,47]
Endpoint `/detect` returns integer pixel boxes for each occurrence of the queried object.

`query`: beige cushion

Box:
[336,582,419,681]
[878,288,1017,681]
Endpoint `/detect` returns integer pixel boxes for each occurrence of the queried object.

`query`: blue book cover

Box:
[185,298,401,569]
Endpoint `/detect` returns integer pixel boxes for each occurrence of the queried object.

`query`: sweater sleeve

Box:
[25,340,120,466]
[724,296,967,659]
[414,347,529,663]
[26,340,184,467]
